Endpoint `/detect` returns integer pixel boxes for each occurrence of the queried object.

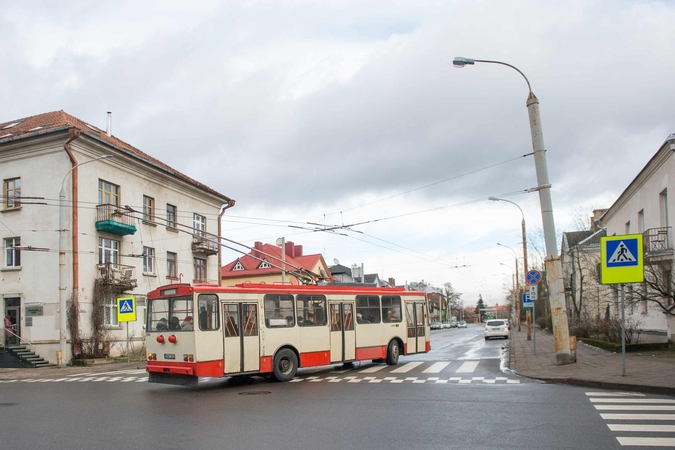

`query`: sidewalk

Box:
[510,325,675,395]
[0,358,145,380]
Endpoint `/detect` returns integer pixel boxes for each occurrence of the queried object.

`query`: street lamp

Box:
[59,154,113,368]
[455,56,573,365]
[490,197,529,336]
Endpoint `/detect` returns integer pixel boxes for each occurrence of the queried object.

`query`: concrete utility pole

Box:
[454,57,573,365]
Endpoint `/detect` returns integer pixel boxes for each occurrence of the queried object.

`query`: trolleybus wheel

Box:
[272,348,298,382]
[385,340,400,365]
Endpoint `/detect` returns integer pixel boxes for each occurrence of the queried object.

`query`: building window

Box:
[194,257,206,282]
[259,259,272,269]
[660,189,669,228]
[143,246,155,274]
[166,204,177,229]
[625,221,630,234]
[193,213,206,237]
[143,196,155,222]
[233,260,244,271]
[98,180,120,206]
[104,298,119,327]
[167,252,177,279]
[4,178,21,209]
[637,210,645,234]
[5,237,21,267]
[98,238,119,264]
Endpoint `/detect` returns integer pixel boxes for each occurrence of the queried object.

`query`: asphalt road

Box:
[1,324,673,450]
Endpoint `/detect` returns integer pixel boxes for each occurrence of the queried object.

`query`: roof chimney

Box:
[253,241,263,259]
[106,111,112,137]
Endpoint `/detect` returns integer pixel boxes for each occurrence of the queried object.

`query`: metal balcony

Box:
[191,233,219,256]
[98,262,138,291]
[95,204,137,236]
[643,227,673,263]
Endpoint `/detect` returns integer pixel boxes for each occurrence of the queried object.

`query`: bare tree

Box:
[444,282,462,319]
[627,263,675,316]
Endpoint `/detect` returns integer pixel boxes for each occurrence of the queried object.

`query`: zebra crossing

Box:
[0,361,520,385]
[289,360,521,384]
[587,391,675,447]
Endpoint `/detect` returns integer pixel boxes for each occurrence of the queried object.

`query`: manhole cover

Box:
[0,403,19,407]
[238,391,271,396]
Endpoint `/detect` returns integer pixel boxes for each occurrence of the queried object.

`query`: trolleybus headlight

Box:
[168,334,177,344]
[156,335,165,344]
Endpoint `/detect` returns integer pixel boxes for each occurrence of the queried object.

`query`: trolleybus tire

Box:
[272,348,298,382]
[385,340,400,365]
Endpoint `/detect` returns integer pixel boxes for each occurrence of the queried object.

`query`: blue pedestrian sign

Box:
[117,296,137,322]
[522,293,533,310]
[526,270,542,285]
[600,234,644,285]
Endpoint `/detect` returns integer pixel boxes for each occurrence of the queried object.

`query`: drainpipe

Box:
[63,128,81,357]
[217,200,236,285]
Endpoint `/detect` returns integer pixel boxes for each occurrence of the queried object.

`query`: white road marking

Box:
[455,361,479,373]
[359,365,387,374]
[608,424,675,432]
[422,362,450,373]
[390,362,423,373]
[601,414,675,420]
[591,398,675,404]
[616,437,675,446]
[458,379,472,384]
[595,405,675,411]
[586,392,645,397]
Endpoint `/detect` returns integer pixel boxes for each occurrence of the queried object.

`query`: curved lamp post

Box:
[59,155,113,368]
[490,197,529,335]
[455,57,572,365]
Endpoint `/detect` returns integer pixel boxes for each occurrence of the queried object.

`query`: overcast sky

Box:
[3,0,674,308]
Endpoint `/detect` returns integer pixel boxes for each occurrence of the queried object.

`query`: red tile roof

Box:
[221,242,325,280]
[0,110,233,202]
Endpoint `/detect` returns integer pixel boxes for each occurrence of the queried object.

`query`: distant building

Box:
[327,264,391,287]
[0,110,234,364]
[221,241,330,285]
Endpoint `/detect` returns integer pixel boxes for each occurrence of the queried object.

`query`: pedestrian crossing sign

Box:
[600,234,643,285]
[116,296,137,322]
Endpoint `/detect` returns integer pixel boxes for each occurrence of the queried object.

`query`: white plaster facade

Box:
[1,111,234,364]
[600,133,675,342]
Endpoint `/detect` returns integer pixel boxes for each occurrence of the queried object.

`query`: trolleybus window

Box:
[382,295,402,323]
[198,294,219,331]
[242,304,258,336]
[223,304,239,337]
[148,296,194,332]
[356,295,380,324]
[264,294,294,328]
[296,294,327,326]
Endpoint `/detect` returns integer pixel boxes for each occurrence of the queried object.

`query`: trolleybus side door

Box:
[329,302,355,363]
[223,303,260,374]
[405,302,426,354]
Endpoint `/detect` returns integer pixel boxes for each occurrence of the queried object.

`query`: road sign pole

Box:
[533,299,536,354]
[620,283,626,377]
[126,322,130,364]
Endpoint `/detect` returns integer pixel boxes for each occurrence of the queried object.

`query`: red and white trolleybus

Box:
[145,282,430,386]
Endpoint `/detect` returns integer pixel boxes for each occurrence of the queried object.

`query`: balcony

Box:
[643,227,673,263]
[95,204,137,236]
[98,262,138,291]
[191,232,219,256]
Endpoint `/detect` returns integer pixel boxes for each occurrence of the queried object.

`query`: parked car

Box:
[449,321,458,328]
[441,321,451,329]
[484,319,509,340]
[457,320,467,328]
[431,321,442,330]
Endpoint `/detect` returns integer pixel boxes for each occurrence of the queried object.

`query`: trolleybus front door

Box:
[405,302,426,354]
[223,303,260,374]
[329,302,355,363]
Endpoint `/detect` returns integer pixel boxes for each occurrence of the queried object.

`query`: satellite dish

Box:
[333,258,340,265]
[276,238,284,247]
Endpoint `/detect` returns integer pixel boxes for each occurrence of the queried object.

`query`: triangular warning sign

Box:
[120,301,133,313]
[608,241,637,263]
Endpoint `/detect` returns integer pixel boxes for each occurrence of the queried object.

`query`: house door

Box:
[222,303,260,374]
[5,298,20,346]
[329,302,355,363]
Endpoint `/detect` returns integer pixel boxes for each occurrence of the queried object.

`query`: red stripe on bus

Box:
[426,340,431,352]
[300,351,331,367]
[403,343,408,355]
[146,361,195,376]
[194,360,225,377]
[355,346,386,360]
[260,356,273,373]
